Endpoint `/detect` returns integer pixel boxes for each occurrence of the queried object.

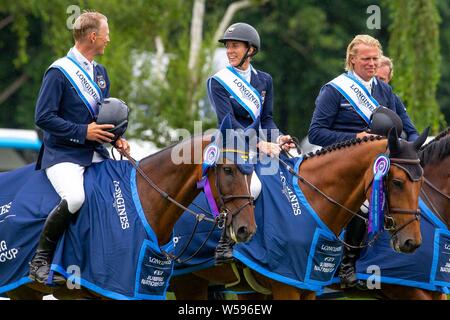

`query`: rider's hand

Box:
[356,131,375,140]
[276,135,296,151]
[86,122,115,143]
[257,140,281,158]
[115,138,130,155]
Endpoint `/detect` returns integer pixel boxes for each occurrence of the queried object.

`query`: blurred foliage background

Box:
[0,0,448,146]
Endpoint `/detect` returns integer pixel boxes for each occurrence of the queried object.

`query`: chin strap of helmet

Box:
[237,46,251,68]
[236,44,258,68]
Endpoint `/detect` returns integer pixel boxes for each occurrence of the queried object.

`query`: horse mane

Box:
[139,133,211,162]
[419,127,450,166]
[303,135,384,161]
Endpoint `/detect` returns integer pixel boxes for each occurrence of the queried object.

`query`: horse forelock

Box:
[419,128,450,167]
[303,135,385,161]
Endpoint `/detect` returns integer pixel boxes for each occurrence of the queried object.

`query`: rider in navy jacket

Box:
[29,12,130,285]
[207,69,279,141]
[207,22,295,264]
[308,76,419,147]
[308,35,419,290]
[35,63,110,170]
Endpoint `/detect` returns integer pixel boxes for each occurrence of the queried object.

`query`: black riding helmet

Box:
[96,97,129,141]
[368,106,403,137]
[219,22,260,67]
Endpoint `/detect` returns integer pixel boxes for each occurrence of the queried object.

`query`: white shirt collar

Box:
[69,47,94,79]
[233,65,252,83]
[351,71,375,92]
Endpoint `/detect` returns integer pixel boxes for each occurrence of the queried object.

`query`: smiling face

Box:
[91,19,110,56]
[225,40,254,70]
[350,44,380,81]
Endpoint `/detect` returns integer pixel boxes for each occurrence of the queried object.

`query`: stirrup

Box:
[28,257,51,284]
[29,260,66,285]
[339,264,358,288]
[215,238,234,265]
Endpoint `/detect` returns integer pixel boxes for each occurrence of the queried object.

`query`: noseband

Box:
[213,164,254,229]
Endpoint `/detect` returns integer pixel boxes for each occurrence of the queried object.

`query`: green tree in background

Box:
[0,0,266,145]
[436,0,450,125]
[1,0,448,144]
[235,0,388,139]
[387,0,445,133]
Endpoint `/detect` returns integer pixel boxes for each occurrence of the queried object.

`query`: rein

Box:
[420,177,450,228]
[117,147,252,263]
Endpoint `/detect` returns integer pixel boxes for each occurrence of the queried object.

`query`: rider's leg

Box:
[339,201,368,288]
[215,171,260,265]
[29,162,85,284]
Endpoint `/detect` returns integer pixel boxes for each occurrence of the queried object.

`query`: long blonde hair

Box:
[345,35,382,71]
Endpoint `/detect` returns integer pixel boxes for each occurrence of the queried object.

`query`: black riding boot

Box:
[29,199,72,284]
[339,211,367,289]
[215,229,235,265]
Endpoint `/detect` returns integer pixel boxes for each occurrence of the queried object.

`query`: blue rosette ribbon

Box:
[368,154,390,239]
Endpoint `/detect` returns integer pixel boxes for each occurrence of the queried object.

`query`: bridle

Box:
[205,156,255,229]
[117,147,253,263]
[365,157,423,237]
[279,140,424,248]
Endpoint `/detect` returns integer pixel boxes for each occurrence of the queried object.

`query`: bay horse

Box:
[340,128,450,300]
[4,126,257,299]
[170,128,429,300]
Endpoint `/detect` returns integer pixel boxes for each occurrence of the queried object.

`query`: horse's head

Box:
[201,114,257,243]
[368,127,429,253]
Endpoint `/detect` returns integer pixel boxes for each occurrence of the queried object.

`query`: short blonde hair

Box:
[73,11,107,42]
[378,55,394,80]
[345,35,383,71]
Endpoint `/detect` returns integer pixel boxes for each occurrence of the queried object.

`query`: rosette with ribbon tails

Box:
[197,114,254,218]
[368,154,390,239]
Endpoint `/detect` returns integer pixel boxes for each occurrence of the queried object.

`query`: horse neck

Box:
[422,157,450,227]
[137,135,209,245]
[299,139,388,235]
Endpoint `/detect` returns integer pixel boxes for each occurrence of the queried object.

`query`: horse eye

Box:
[392,179,404,189]
[223,167,233,175]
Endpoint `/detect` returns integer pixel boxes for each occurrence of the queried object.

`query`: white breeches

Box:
[45,152,104,213]
[46,162,85,214]
[250,172,262,200]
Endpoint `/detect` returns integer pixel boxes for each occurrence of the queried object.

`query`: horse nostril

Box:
[236,226,249,242]
[403,239,420,253]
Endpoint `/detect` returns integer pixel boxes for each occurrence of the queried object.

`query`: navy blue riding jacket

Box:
[35,60,111,170]
[207,67,280,141]
[308,75,419,147]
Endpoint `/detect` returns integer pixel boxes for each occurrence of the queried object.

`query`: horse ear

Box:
[387,126,400,154]
[413,127,430,150]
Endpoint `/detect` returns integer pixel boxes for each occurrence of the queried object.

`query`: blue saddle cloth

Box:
[173,157,344,293]
[172,193,221,276]
[0,160,174,300]
[355,199,450,294]
[233,157,343,293]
